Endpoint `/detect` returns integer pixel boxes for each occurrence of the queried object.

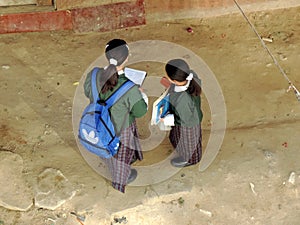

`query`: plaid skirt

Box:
[105,121,143,193]
[169,124,202,165]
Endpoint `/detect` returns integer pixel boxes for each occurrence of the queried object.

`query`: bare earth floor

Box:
[0,5,300,225]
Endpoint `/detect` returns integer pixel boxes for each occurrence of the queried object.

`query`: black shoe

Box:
[127,169,137,184]
[171,157,192,168]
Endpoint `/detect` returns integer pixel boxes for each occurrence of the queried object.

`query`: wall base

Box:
[0,0,145,34]
[0,0,299,34]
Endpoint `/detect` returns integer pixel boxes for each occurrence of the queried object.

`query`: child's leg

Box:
[109,145,134,193]
[169,125,202,164]
[187,127,202,164]
[107,121,143,193]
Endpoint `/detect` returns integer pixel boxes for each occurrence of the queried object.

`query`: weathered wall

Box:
[0,0,35,6]
[1,0,299,34]
[54,0,269,10]
[0,0,145,34]
[144,0,300,21]
[54,0,300,21]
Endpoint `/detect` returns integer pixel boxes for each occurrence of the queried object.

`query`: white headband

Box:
[109,58,118,66]
[186,72,193,81]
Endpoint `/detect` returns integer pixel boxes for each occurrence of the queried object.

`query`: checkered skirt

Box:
[105,120,143,193]
[169,124,202,164]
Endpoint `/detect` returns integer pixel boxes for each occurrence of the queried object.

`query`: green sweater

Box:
[169,76,203,127]
[84,68,147,134]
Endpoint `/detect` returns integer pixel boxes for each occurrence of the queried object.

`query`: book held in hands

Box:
[151,88,174,131]
[124,67,147,86]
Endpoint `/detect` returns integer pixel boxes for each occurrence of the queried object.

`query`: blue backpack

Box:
[78,68,135,158]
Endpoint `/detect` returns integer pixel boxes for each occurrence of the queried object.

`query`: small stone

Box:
[279,54,287,61]
[1,65,10,70]
[199,209,212,217]
[34,168,76,210]
[266,63,273,67]
[288,172,296,185]
[249,182,257,196]
[221,33,226,38]
[43,130,51,135]
[262,37,273,43]
[0,152,33,211]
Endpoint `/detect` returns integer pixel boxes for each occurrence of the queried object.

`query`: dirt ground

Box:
[0,5,300,225]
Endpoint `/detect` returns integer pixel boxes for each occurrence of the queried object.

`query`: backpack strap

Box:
[105,80,135,108]
[91,67,100,102]
[91,67,135,107]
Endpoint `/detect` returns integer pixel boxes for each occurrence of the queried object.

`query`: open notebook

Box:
[124,67,147,86]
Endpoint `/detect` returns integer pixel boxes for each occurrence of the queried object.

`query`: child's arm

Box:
[176,94,201,126]
[126,86,148,118]
[83,71,93,101]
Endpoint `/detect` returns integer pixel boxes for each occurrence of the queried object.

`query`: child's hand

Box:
[140,89,148,109]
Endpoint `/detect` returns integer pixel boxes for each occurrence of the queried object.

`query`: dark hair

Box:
[165,59,201,96]
[100,39,129,93]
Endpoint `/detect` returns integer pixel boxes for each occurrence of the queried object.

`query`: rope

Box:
[233,0,300,102]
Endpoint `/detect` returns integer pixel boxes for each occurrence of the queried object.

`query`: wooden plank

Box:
[36,0,53,6]
[71,0,145,33]
[55,0,132,10]
[0,0,36,6]
[0,0,145,34]
[0,10,72,34]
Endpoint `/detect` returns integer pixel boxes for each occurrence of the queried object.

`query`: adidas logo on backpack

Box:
[78,68,135,158]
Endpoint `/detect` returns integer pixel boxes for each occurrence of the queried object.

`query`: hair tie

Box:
[109,58,118,66]
[186,72,193,81]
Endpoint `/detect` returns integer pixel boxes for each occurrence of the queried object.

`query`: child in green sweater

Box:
[164,59,203,167]
[84,39,148,192]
